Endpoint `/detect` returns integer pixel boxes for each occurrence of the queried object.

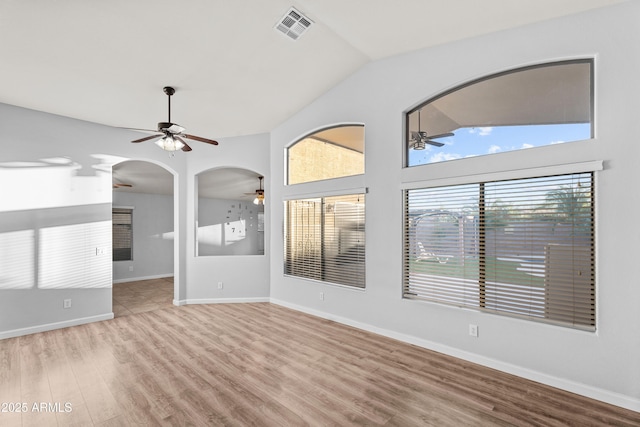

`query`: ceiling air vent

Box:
[275,7,313,40]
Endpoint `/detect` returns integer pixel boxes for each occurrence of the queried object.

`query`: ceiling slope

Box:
[0,0,623,139]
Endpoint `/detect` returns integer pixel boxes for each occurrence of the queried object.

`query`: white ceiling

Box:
[0,1,623,195]
[112,161,174,196]
[0,0,622,139]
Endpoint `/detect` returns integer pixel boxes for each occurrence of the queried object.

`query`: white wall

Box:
[0,102,188,338]
[269,3,640,411]
[183,133,271,304]
[0,102,272,334]
[197,197,264,256]
[112,192,174,282]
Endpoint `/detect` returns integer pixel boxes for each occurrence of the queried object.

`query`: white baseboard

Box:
[0,313,114,340]
[185,297,270,305]
[113,274,173,284]
[270,298,640,413]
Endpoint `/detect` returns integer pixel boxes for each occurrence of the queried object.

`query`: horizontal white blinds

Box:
[285,194,365,288]
[113,208,133,261]
[403,172,594,330]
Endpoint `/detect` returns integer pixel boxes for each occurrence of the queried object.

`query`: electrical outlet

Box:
[319,292,324,301]
[129,266,134,272]
[96,247,106,255]
[469,324,479,337]
[63,299,72,309]
[217,282,223,290]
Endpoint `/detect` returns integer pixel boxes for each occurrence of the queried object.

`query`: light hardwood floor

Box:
[112,278,174,317]
[1,300,638,426]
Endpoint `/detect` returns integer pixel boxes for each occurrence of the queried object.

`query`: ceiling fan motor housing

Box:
[157,122,173,131]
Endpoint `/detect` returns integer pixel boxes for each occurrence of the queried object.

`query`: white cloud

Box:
[521,143,534,149]
[488,145,502,154]
[469,127,493,136]
[550,140,565,145]
[430,152,462,163]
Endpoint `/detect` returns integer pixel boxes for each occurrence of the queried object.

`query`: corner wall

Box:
[269,3,640,410]
[0,102,187,338]
[183,133,271,304]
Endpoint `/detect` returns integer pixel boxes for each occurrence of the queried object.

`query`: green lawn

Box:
[409,256,544,287]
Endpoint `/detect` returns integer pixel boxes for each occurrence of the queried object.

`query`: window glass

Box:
[403,172,594,330]
[113,208,133,261]
[285,193,365,288]
[406,60,593,166]
[288,125,364,184]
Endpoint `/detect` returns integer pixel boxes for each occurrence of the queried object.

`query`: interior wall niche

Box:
[196,167,265,257]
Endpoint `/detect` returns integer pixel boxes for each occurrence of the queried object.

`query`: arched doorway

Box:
[111,160,176,317]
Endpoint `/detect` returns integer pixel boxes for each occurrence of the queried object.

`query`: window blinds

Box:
[403,173,594,330]
[112,208,133,261]
[285,194,365,288]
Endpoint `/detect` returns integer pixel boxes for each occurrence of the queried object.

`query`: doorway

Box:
[112,160,176,316]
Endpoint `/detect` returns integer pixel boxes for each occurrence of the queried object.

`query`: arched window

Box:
[287,124,364,184]
[284,124,366,288]
[406,60,593,167]
[402,60,598,329]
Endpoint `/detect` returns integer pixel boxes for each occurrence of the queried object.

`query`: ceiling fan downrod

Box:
[163,86,175,123]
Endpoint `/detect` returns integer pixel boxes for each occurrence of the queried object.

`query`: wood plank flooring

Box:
[112,278,174,317]
[1,300,639,426]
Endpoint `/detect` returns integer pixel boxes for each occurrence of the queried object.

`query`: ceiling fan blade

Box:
[175,136,192,152]
[428,132,455,139]
[114,183,132,188]
[426,140,445,147]
[132,134,162,143]
[117,127,159,133]
[184,134,219,145]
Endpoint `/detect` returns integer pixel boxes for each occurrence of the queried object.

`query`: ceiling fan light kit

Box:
[155,135,185,152]
[412,139,426,150]
[130,86,219,152]
[249,176,265,205]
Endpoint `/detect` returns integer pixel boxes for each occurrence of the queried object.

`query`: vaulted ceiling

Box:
[0,0,623,141]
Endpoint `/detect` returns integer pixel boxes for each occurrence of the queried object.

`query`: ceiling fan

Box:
[409,109,454,150]
[130,86,219,152]
[245,176,265,205]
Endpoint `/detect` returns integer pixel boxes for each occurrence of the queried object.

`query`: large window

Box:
[112,208,133,261]
[288,125,364,184]
[403,172,595,330]
[406,60,593,167]
[285,194,365,288]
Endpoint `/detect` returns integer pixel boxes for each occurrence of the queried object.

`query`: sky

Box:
[408,123,591,166]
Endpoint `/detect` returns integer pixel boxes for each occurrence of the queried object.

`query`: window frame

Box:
[284,192,366,289]
[286,123,365,185]
[402,166,599,331]
[404,59,595,168]
[112,207,133,262]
